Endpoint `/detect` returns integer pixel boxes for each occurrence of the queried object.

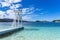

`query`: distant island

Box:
[36,20,60,22]
[36,20,49,22]
[0,19,28,22]
[52,20,60,22]
[0,19,60,22]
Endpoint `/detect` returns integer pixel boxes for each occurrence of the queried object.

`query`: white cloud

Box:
[0,11,5,14]
[0,10,15,19]
[36,8,42,11]
[0,0,22,7]
[5,0,13,3]
[0,11,5,19]
[10,4,22,10]
[1,2,11,7]
[4,7,35,19]
[0,0,42,21]
[22,14,39,21]
[6,9,15,14]
[6,9,16,19]
[22,8,29,14]
[5,0,22,3]
[13,0,22,3]
[22,7,35,14]
[22,15,32,21]
[29,7,34,10]
[0,0,22,19]
[22,8,44,21]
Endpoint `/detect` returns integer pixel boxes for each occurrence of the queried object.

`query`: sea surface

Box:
[0,22,60,40]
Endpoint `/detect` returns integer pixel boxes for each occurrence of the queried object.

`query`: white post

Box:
[20,12,22,28]
[14,10,22,28]
[18,10,22,28]
[18,12,20,27]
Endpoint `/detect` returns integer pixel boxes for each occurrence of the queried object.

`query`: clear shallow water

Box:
[0,22,60,40]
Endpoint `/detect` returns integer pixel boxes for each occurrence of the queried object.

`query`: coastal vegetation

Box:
[0,19,31,22]
[36,20,49,22]
[52,20,60,22]
[0,19,60,22]
[36,20,60,22]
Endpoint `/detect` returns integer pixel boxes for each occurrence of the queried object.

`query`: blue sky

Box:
[0,0,60,21]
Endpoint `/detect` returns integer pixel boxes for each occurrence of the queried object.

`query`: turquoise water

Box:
[0,22,60,40]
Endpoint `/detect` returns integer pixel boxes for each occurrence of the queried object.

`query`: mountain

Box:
[52,20,60,22]
[36,20,49,22]
[0,19,27,22]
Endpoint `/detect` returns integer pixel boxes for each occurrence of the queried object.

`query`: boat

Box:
[0,10,24,35]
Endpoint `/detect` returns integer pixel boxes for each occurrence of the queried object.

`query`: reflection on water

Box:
[25,29,39,31]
